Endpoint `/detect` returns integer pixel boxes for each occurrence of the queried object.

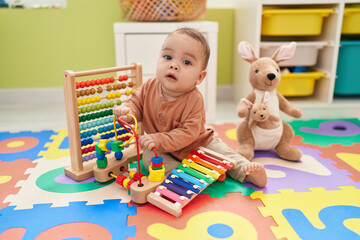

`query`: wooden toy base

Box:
[65,145,141,183]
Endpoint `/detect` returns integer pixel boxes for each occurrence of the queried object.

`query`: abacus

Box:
[62,64,142,182]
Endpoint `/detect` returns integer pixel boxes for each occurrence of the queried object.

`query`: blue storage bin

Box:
[334,40,360,95]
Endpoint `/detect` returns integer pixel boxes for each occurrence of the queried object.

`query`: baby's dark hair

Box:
[171,27,210,69]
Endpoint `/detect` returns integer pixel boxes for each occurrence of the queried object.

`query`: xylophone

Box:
[147,147,233,217]
[62,64,143,182]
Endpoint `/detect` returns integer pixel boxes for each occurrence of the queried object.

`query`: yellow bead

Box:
[96,96,101,102]
[81,99,87,105]
[116,92,121,98]
[123,178,130,188]
[129,171,136,179]
[86,98,91,104]
[125,90,131,96]
[77,100,81,106]
[106,94,111,100]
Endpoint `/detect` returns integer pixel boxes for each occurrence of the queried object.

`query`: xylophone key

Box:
[171,168,208,189]
[167,174,201,194]
[182,159,221,180]
[191,149,232,170]
[177,164,215,184]
[156,186,188,205]
[187,154,227,175]
[163,179,195,199]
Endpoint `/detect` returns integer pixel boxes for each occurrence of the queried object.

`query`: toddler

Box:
[114,27,267,187]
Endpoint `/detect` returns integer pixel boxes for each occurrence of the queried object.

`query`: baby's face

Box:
[156,32,206,99]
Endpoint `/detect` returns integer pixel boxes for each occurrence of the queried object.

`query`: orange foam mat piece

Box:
[128,192,277,240]
[0,159,37,209]
[319,143,360,182]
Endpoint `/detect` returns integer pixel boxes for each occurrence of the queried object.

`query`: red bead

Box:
[80,82,85,88]
[119,76,123,81]
[96,79,101,85]
[76,82,80,89]
[123,75,128,80]
[85,81,91,87]
[152,162,163,168]
[81,148,85,154]
[110,77,115,83]
[105,78,110,84]
[100,78,105,84]
[91,80,96,86]
[126,180,135,190]
[116,175,127,185]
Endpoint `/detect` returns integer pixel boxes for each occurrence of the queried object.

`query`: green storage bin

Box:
[334,41,360,95]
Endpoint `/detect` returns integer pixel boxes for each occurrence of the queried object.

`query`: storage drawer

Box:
[260,41,327,66]
[277,71,326,96]
[342,7,360,35]
[261,8,334,36]
[335,41,360,95]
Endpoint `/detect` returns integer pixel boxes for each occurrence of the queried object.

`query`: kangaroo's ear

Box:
[238,41,258,63]
[262,91,271,103]
[241,98,253,109]
[272,41,297,63]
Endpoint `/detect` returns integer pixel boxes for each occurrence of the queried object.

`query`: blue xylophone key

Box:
[167,174,201,194]
[162,179,194,199]
[171,168,208,189]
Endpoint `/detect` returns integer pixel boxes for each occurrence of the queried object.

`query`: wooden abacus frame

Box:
[63,63,142,182]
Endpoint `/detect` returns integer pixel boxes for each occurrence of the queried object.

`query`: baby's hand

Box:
[139,135,155,150]
[113,106,132,123]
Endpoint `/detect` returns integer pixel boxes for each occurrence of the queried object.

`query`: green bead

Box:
[109,101,114,107]
[91,105,96,111]
[153,166,163,170]
[96,104,101,110]
[117,100,122,105]
[110,140,124,152]
[97,157,108,169]
[95,145,105,155]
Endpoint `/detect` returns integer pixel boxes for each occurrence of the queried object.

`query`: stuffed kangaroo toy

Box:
[236,41,302,161]
[243,91,280,130]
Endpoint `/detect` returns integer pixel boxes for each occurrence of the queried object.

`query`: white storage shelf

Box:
[233,0,360,119]
[114,21,219,122]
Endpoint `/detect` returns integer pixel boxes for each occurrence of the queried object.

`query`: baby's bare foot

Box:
[243,162,267,188]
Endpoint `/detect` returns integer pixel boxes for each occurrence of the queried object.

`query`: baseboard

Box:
[0,88,65,105]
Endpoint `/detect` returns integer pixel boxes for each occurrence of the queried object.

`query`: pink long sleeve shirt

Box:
[125,77,214,160]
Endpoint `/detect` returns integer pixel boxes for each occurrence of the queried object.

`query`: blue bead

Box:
[115,151,123,160]
[151,156,163,164]
[106,141,112,151]
[96,153,105,160]
[92,129,97,135]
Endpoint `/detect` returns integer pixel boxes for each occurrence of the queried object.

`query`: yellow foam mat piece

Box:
[251,186,360,239]
[337,152,360,172]
[147,211,257,240]
[39,129,69,160]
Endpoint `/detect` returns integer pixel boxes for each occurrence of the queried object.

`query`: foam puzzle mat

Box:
[0,118,359,239]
